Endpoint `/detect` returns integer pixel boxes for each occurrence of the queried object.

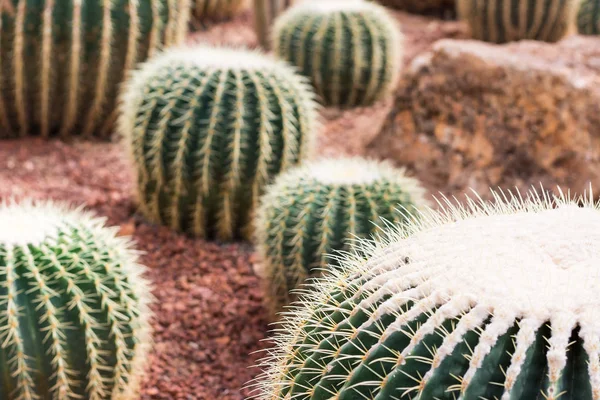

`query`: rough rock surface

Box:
[368,36,600,198]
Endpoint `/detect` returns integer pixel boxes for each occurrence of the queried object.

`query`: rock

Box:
[368,36,600,199]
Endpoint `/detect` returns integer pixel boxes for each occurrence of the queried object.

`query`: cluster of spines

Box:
[119,47,320,241]
[255,158,427,316]
[251,189,600,400]
[457,0,577,43]
[0,0,189,139]
[193,0,248,23]
[254,0,295,49]
[273,1,402,107]
[0,202,152,400]
[578,0,600,35]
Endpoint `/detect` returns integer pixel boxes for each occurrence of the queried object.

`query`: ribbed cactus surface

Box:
[0,0,189,139]
[0,201,152,400]
[253,189,600,399]
[254,0,295,49]
[193,0,248,22]
[578,0,600,35]
[119,46,319,241]
[457,0,576,43]
[273,0,402,107]
[256,158,427,316]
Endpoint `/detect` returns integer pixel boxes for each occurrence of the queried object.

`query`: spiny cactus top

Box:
[0,0,190,139]
[252,189,600,400]
[0,201,152,400]
[457,0,577,43]
[119,46,320,241]
[273,0,402,107]
[255,157,427,316]
[578,0,600,35]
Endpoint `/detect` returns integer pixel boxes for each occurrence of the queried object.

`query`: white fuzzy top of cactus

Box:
[293,0,379,13]
[0,200,85,246]
[254,188,600,399]
[300,157,420,187]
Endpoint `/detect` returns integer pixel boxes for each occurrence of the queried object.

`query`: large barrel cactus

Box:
[457,0,577,43]
[119,46,319,241]
[578,0,600,35]
[253,189,600,399]
[192,0,248,23]
[0,0,190,139]
[0,200,152,399]
[256,157,427,316]
[273,0,402,107]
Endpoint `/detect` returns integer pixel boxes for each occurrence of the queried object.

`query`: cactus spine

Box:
[273,0,402,107]
[457,0,577,43]
[193,0,248,23]
[256,158,427,316]
[578,0,600,35]
[254,0,295,49]
[0,0,189,139]
[252,189,600,399]
[0,200,152,400]
[119,46,319,241]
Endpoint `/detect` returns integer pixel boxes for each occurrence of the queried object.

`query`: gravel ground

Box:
[0,9,467,400]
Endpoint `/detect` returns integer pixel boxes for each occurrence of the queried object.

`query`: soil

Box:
[0,9,468,400]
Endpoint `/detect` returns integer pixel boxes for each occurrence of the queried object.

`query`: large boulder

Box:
[368,36,600,198]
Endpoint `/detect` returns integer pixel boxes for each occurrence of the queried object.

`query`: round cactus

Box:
[0,0,190,139]
[0,200,152,399]
[192,0,248,23]
[252,189,600,399]
[273,0,402,107]
[457,0,577,43]
[256,157,427,316]
[578,0,600,35]
[119,46,320,241]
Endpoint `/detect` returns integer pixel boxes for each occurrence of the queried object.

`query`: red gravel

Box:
[0,9,466,400]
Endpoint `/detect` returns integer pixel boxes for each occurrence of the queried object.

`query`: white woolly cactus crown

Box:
[0,200,152,400]
[252,188,600,400]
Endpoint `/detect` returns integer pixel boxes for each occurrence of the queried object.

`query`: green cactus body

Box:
[119,46,319,241]
[193,0,247,22]
[253,0,295,49]
[253,189,600,399]
[578,0,600,35]
[256,158,427,316]
[0,201,152,400]
[273,0,402,107]
[0,0,189,139]
[457,0,577,43]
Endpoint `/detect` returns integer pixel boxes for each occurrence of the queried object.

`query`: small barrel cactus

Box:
[0,0,190,139]
[252,189,600,399]
[254,0,295,49]
[119,46,320,241]
[0,200,152,399]
[192,0,248,23]
[578,0,600,35]
[273,0,402,107]
[255,157,427,316]
[457,0,577,43]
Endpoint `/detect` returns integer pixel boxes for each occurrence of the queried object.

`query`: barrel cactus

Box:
[457,0,577,43]
[192,0,248,24]
[252,189,600,399]
[119,46,319,241]
[254,0,295,49]
[273,0,402,107]
[0,200,152,399]
[578,0,600,35]
[0,0,189,139]
[256,157,427,316]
